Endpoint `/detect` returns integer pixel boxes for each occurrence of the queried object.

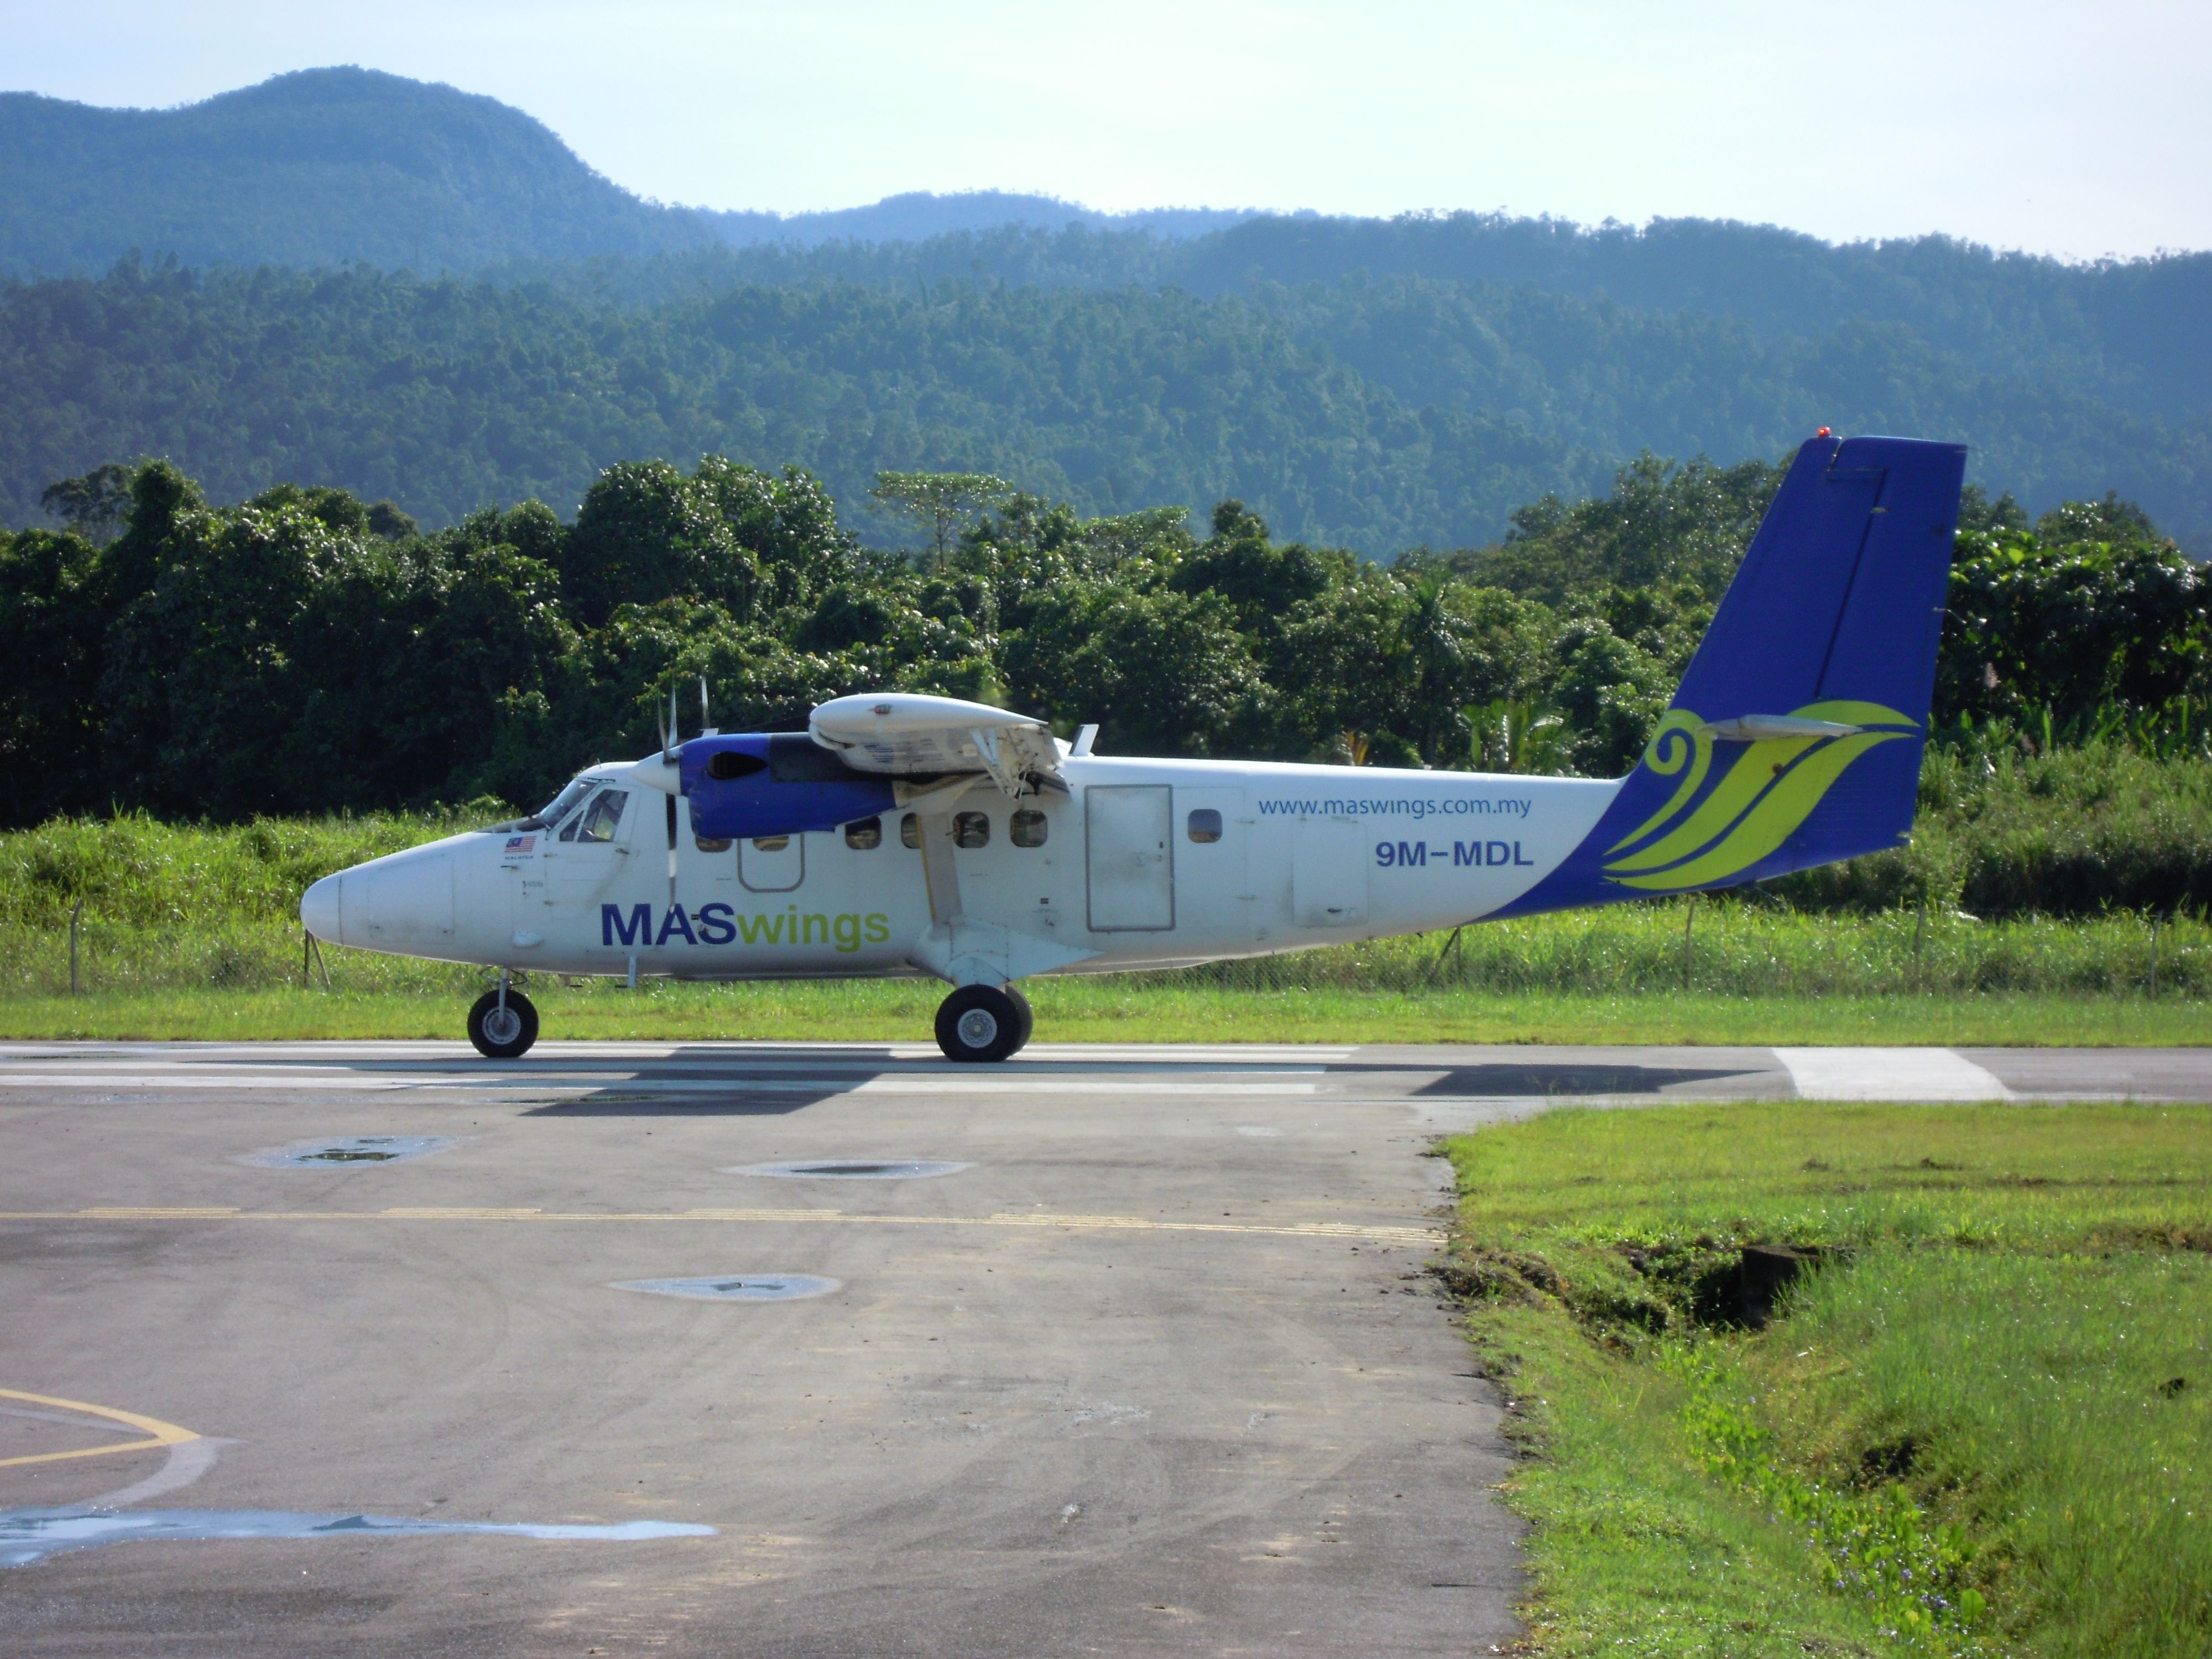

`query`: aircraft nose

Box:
[301,873,342,943]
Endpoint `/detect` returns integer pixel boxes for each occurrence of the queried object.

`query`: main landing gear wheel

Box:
[935,984,1030,1063]
[468,988,539,1058]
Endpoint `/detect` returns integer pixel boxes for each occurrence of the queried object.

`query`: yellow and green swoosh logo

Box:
[1601,701,1916,891]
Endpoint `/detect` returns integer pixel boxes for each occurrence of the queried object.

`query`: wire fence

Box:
[4,901,2205,1000]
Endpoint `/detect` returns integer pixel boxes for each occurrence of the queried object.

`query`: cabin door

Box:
[1174,787,1251,950]
[1291,815,1369,927]
[1084,785,1175,931]
[544,786,634,909]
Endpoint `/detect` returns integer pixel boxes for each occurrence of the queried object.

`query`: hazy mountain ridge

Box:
[0,67,717,275]
[0,69,1260,277]
[701,191,1259,248]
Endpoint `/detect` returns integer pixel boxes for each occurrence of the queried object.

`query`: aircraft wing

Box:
[809,693,1065,799]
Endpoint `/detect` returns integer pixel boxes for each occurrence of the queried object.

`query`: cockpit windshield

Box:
[484,776,600,835]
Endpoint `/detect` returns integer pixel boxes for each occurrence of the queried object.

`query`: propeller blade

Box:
[665,794,679,904]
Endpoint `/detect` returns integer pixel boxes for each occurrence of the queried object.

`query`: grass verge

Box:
[1,982,2208,1045]
[1442,1102,2212,1656]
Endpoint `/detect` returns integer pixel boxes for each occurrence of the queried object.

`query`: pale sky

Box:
[3,0,2206,260]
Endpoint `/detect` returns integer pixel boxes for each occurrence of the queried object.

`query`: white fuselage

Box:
[303,757,1620,981]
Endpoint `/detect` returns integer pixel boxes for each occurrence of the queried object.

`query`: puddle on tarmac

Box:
[0,1507,713,1568]
[239,1136,463,1170]
[724,1159,970,1180]
[612,1274,842,1302]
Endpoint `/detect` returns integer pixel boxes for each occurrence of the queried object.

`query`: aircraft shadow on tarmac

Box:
[497,1049,1770,1114]
[515,1043,1004,1116]
[520,1095,821,1117]
[1402,1063,1762,1098]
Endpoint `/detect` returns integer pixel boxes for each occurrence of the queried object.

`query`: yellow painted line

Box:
[0,1208,1434,1245]
[0,1386,199,1469]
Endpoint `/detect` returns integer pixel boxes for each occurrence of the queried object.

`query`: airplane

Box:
[300,432,1966,1062]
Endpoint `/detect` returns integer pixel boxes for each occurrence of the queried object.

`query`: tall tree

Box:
[869,472,1013,571]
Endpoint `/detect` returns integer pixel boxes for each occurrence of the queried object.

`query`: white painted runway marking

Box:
[1773,1047,2015,1102]
[0,1072,1318,1097]
[0,1074,406,1092]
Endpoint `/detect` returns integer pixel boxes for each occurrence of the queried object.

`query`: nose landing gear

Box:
[933,983,1034,1062]
[468,973,539,1058]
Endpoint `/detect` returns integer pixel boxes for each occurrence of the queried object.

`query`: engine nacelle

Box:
[681,733,898,841]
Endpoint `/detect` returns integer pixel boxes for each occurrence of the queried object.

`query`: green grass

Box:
[1782,743,2212,920]
[3,808,2207,1044]
[1442,1102,2212,1656]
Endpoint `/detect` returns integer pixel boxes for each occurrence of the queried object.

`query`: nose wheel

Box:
[468,987,539,1058]
[934,984,1032,1062]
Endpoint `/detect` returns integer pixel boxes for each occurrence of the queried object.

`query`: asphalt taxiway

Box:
[0,1041,2203,1655]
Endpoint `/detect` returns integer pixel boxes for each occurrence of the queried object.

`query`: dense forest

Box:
[4,258,2209,554]
[5,451,2203,876]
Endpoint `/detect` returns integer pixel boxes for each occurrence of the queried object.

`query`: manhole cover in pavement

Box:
[612,1275,842,1302]
[241,1135,462,1169]
[724,1159,971,1180]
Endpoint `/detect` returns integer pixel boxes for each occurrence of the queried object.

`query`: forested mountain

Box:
[0,69,719,277]
[4,259,2206,550]
[0,70,1250,278]
[685,217,2212,427]
[2,69,2206,547]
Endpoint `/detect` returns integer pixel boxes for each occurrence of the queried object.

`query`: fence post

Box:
[69,896,84,995]
[1683,896,1695,990]
[1427,926,1464,988]
[2150,917,2159,1001]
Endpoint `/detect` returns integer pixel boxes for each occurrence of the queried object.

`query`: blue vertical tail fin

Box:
[1501,432,1967,914]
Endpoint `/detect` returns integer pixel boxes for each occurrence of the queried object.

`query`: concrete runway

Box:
[0,1041,2203,1656]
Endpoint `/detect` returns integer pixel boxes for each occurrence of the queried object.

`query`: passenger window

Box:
[900,813,921,849]
[575,790,628,843]
[1010,808,1048,848]
[1187,808,1223,844]
[954,811,990,849]
[752,835,791,852]
[845,817,883,850]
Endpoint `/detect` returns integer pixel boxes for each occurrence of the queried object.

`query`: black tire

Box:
[1006,984,1035,1055]
[468,988,539,1058]
[935,984,1022,1063]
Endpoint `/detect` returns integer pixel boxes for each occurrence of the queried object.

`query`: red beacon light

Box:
[1816,426,1833,437]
